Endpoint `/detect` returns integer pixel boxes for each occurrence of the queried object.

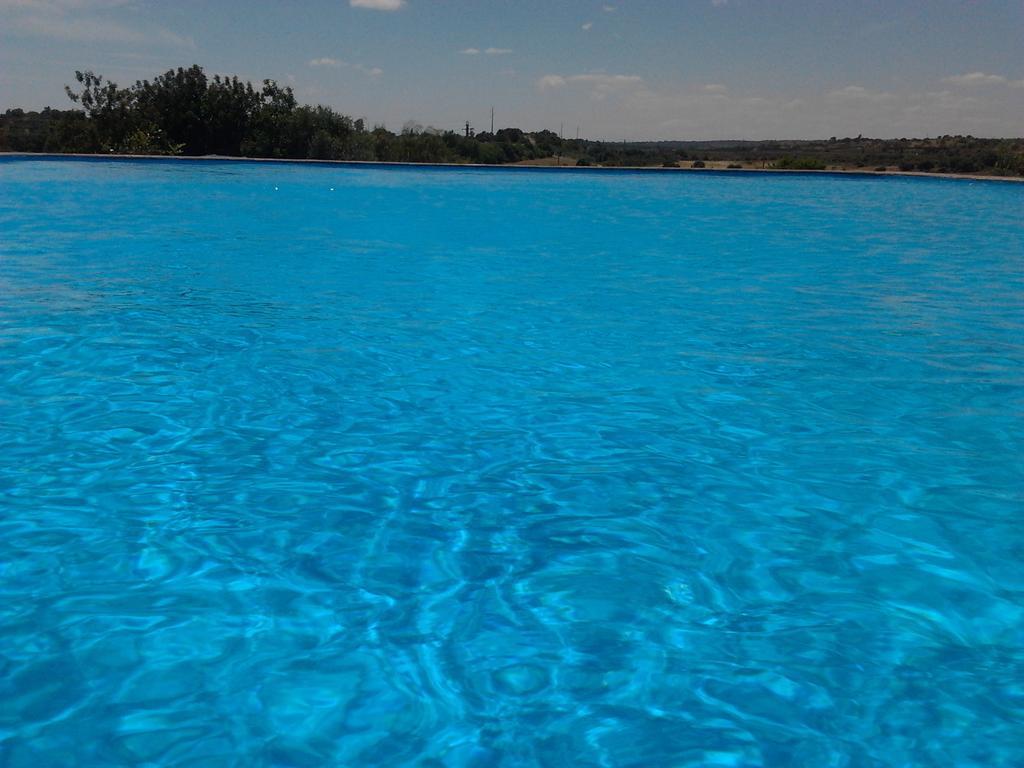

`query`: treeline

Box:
[1,64,1022,176]
[0,65,575,164]
[631,136,1024,175]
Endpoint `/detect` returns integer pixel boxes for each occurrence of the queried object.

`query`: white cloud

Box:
[539,72,645,101]
[532,75,1015,141]
[827,85,898,103]
[539,73,644,90]
[538,74,567,89]
[581,21,593,30]
[602,4,616,11]
[0,0,133,8]
[1,0,192,46]
[6,9,191,46]
[944,72,1007,86]
[308,57,383,76]
[349,0,405,9]
[944,71,1024,89]
[460,46,511,55]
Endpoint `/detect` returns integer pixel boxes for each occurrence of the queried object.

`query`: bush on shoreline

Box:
[775,156,827,171]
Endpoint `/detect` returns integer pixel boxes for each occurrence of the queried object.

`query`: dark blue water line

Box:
[3,151,1022,188]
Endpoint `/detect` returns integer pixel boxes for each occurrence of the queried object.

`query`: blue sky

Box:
[2,0,1022,139]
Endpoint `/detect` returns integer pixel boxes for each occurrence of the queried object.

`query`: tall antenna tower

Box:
[490,107,494,134]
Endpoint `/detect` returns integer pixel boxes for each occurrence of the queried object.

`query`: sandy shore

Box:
[511,156,1024,182]
[3,152,1022,183]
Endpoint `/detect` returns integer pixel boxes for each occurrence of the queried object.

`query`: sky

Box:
[1,0,1023,140]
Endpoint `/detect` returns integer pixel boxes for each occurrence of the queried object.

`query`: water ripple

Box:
[1,159,1023,766]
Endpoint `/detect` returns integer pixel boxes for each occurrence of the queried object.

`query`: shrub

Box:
[775,156,826,171]
[994,150,1024,175]
[477,143,504,164]
[691,160,705,168]
[726,163,742,169]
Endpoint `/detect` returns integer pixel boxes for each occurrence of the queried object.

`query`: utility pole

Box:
[490,107,494,134]
[465,120,471,138]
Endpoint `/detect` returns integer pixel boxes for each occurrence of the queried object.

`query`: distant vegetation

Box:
[630,136,1024,176]
[2,65,1022,177]
[0,66,569,164]
[774,156,827,171]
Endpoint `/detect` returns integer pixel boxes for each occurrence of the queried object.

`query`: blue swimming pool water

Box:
[0,158,1022,766]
